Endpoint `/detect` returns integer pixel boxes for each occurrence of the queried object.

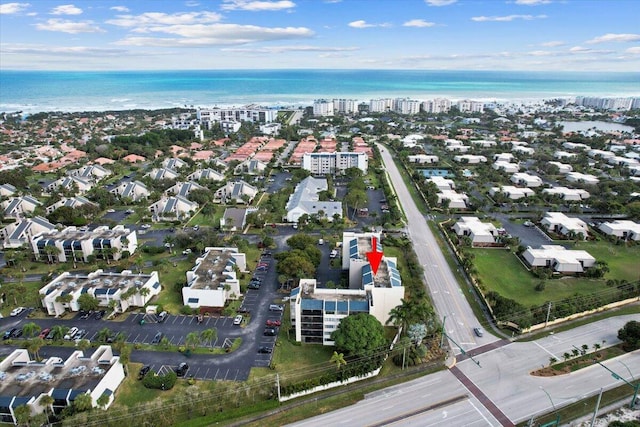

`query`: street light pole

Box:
[539,386,561,427]
[593,359,639,409]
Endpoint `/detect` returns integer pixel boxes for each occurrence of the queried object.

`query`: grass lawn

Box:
[474,249,605,307]
[474,239,640,308]
[188,207,223,228]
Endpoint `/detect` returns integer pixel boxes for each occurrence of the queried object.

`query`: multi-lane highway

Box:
[377,144,498,351]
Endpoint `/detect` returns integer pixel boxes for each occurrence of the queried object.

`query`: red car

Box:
[38,328,51,339]
[266,319,281,327]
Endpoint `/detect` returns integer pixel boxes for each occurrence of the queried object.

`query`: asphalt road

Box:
[377,144,496,351]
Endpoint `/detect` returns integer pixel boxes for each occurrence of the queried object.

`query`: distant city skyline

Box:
[0,0,639,71]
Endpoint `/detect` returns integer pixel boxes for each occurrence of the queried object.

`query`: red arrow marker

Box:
[366,236,384,276]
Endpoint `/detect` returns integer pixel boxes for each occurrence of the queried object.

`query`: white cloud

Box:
[471,14,546,22]
[115,24,313,46]
[35,19,104,33]
[586,33,640,44]
[110,6,130,12]
[527,50,556,56]
[220,0,296,11]
[626,47,640,54]
[0,2,30,14]
[514,0,551,5]
[1,44,128,56]
[403,19,436,28]
[348,20,390,28]
[185,1,200,6]
[541,40,564,47]
[424,0,456,5]
[222,45,358,53]
[106,11,222,28]
[50,4,82,15]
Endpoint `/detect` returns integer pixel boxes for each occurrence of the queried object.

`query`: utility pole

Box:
[440,315,447,348]
[544,302,552,327]
[276,373,281,402]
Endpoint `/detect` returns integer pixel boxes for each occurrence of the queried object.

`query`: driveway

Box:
[492,213,552,248]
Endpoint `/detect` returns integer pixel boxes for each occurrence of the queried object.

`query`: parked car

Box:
[38,328,51,339]
[11,328,23,339]
[258,346,272,354]
[64,327,79,340]
[45,330,56,340]
[473,327,484,337]
[78,310,92,320]
[10,307,26,317]
[263,328,277,336]
[3,329,16,340]
[138,365,151,380]
[74,329,86,340]
[266,319,281,327]
[94,310,106,320]
[330,250,338,259]
[233,315,243,325]
[151,331,163,344]
[248,282,260,290]
[157,311,168,323]
[256,265,267,271]
[175,362,189,377]
[182,248,192,255]
[269,304,284,312]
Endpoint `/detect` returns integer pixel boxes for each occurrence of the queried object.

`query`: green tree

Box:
[21,322,41,339]
[331,313,387,357]
[329,351,346,371]
[618,320,640,351]
[77,293,100,311]
[39,394,54,425]
[96,327,112,343]
[50,325,68,341]
[25,338,45,360]
[185,331,201,349]
[96,393,110,410]
[200,328,217,348]
[13,404,31,426]
[73,393,93,413]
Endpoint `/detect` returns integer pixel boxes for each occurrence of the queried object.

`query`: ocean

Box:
[1,69,639,113]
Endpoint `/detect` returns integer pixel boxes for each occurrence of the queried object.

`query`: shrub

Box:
[180,305,193,315]
[142,370,177,390]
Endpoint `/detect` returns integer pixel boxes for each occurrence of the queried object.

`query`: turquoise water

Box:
[1,70,638,113]
[421,169,453,177]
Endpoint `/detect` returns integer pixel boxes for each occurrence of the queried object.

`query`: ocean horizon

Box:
[1,69,639,114]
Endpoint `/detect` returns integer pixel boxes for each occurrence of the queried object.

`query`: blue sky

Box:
[1,0,639,71]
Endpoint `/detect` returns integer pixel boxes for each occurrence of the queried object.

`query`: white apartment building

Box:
[369,98,394,113]
[0,346,124,423]
[489,186,535,200]
[511,172,543,187]
[286,177,342,223]
[598,220,640,241]
[301,152,368,175]
[31,225,137,263]
[333,99,359,114]
[1,216,56,249]
[40,269,161,316]
[541,212,590,239]
[394,98,421,115]
[566,172,600,185]
[312,99,334,117]
[196,107,277,129]
[522,245,596,274]
[542,186,590,201]
[452,217,498,246]
[457,100,484,113]
[183,247,247,308]
[421,98,451,113]
[548,161,573,174]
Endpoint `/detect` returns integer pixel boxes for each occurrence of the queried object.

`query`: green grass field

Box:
[474,240,640,307]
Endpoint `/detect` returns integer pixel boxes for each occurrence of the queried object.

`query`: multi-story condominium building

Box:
[333,99,359,114]
[40,269,161,316]
[0,346,124,423]
[183,247,247,308]
[301,152,368,175]
[369,98,394,113]
[422,98,452,114]
[394,98,421,115]
[31,225,137,264]
[289,232,404,345]
[196,107,277,129]
[457,100,484,113]
[312,99,334,117]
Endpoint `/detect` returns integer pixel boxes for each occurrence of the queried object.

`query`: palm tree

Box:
[21,322,41,339]
[39,394,54,425]
[200,328,217,348]
[119,344,131,376]
[13,404,31,426]
[73,393,93,413]
[26,338,45,360]
[138,287,151,302]
[43,245,61,264]
[185,331,200,349]
[50,325,67,342]
[96,327,112,343]
[330,351,347,371]
[96,393,110,410]
[77,339,91,352]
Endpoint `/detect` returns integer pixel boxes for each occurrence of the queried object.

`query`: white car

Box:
[233,315,243,325]
[141,224,151,229]
[10,307,25,317]
[106,209,116,213]
[64,327,79,340]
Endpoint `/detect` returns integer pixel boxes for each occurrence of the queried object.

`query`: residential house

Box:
[541,212,590,239]
[110,180,150,201]
[162,157,188,170]
[437,190,469,209]
[407,154,438,164]
[1,216,56,249]
[45,196,97,214]
[598,220,640,241]
[68,164,111,181]
[511,172,543,187]
[145,167,179,181]
[426,176,455,191]
[453,154,487,164]
[234,159,268,175]
[46,176,93,195]
[183,247,247,308]
[489,186,535,200]
[214,180,258,204]
[39,269,161,316]
[548,161,573,174]
[522,245,596,273]
[0,184,17,197]
[2,196,42,219]
[220,207,257,231]
[493,161,520,173]
[165,181,206,199]
[452,217,499,246]
[542,186,590,201]
[285,177,342,223]
[566,172,600,185]
[187,168,225,182]
[149,196,198,221]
